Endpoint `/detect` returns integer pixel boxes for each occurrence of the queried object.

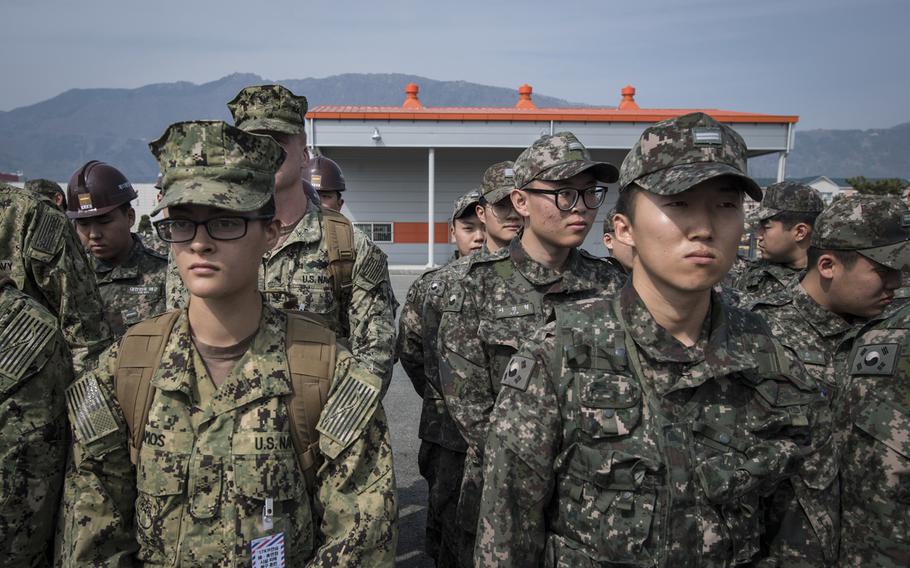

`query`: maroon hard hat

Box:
[66,160,138,219]
[302,155,346,192]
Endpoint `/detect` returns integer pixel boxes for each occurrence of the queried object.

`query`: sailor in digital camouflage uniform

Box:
[474,161,523,253]
[165,85,398,392]
[0,182,111,374]
[475,112,826,567]
[0,273,72,565]
[25,178,67,211]
[65,161,167,337]
[397,189,483,566]
[602,206,632,273]
[435,132,625,561]
[734,181,824,299]
[748,195,906,566]
[61,120,397,566]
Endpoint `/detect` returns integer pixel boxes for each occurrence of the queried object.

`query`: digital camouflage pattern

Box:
[837,301,910,566]
[480,161,515,204]
[734,260,804,300]
[511,132,618,189]
[435,238,626,556]
[91,233,167,337]
[752,181,824,222]
[397,250,474,566]
[0,182,111,373]
[25,178,66,208]
[228,84,308,135]
[149,120,284,216]
[451,189,482,224]
[165,207,399,390]
[749,279,860,566]
[811,194,910,271]
[476,287,826,566]
[61,304,397,566]
[618,112,763,201]
[0,276,72,565]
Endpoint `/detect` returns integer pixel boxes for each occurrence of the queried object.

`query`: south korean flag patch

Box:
[851,343,900,376]
[501,355,535,392]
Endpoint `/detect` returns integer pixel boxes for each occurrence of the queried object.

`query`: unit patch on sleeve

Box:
[317,373,380,447]
[501,355,536,392]
[66,376,119,443]
[851,343,900,376]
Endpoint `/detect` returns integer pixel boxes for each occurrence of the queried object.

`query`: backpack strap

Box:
[321,209,356,302]
[284,311,337,493]
[114,309,181,464]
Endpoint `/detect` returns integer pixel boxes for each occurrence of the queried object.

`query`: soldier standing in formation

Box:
[602,206,633,273]
[398,189,484,566]
[436,132,626,563]
[25,178,67,211]
[474,161,523,253]
[61,120,397,566]
[65,160,167,337]
[475,113,827,566]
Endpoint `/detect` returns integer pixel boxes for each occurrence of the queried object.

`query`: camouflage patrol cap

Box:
[451,189,482,225]
[25,179,64,201]
[603,206,617,234]
[811,194,910,271]
[149,120,284,216]
[480,161,515,204]
[753,181,824,221]
[619,112,762,201]
[513,132,619,189]
[227,85,308,135]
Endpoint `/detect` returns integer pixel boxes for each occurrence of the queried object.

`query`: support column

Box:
[776,151,788,182]
[427,148,436,267]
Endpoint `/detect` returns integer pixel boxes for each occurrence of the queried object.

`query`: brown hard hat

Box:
[66,160,138,219]
[303,155,346,192]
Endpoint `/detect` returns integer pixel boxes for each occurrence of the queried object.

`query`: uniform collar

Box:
[270,204,323,256]
[789,280,853,339]
[92,233,143,278]
[761,261,804,286]
[509,237,597,292]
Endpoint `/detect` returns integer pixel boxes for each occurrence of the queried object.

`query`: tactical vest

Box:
[320,208,355,302]
[113,309,335,491]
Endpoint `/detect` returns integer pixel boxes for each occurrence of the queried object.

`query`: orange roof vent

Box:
[516,84,536,109]
[403,83,422,109]
[619,85,639,110]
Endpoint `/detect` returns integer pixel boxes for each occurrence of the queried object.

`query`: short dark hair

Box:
[615,184,641,222]
[806,246,860,270]
[769,210,820,231]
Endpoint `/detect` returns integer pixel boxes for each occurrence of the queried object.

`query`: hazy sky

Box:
[2,0,907,130]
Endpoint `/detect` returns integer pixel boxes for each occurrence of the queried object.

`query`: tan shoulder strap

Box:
[321,209,355,301]
[114,310,181,464]
[284,311,337,492]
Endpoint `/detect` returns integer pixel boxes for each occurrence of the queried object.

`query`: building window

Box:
[354,222,394,243]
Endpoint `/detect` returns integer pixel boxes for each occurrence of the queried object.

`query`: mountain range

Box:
[1,72,908,182]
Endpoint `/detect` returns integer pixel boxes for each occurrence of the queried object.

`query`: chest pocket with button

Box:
[135,433,193,564]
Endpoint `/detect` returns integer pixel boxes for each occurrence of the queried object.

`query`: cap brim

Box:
[538,160,620,184]
[483,187,512,204]
[858,240,910,271]
[237,117,302,135]
[751,206,782,223]
[151,179,270,216]
[635,162,763,201]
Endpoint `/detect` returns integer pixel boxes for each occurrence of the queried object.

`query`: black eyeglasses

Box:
[153,216,272,243]
[522,185,608,211]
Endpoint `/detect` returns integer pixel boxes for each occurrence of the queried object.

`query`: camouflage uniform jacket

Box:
[734,260,803,299]
[436,239,625,532]
[836,302,910,567]
[62,304,398,567]
[166,205,398,390]
[0,278,72,564]
[749,280,857,565]
[91,233,167,337]
[397,250,468,452]
[475,286,826,567]
[0,183,111,373]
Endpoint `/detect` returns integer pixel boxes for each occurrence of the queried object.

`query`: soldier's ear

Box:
[511,189,530,218]
[614,214,635,248]
[262,218,281,251]
[816,253,836,280]
[792,222,811,243]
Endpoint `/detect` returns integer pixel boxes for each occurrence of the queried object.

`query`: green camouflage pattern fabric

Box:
[753,181,824,222]
[166,207,398,390]
[811,194,910,271]
[749,279,861,566]
[91,234,167,337]
[602,206,617,234]
[435,238,626,555]
[451,189,482,224]
[0,277,72,565]
[0,183,111,373]
[618,112,763,201]
[512,132,618,189]
[149,120,284,215]
[25,178,65,207]
[480,161,516,204]
[837,301,910,566]
[136,225,168,256]
[397,251,474,566]
[475,286,827,566]
[61,303,397,566]
[228,84,308,135]
[734,260,804,300]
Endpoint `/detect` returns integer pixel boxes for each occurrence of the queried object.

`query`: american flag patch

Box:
[66,376,119,443]
[0,304,55,383]
[31,212,64,254]
[317,374,379,447]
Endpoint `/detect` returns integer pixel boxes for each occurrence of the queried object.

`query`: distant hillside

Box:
[0,73,584,181]
[748,122,910,179]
